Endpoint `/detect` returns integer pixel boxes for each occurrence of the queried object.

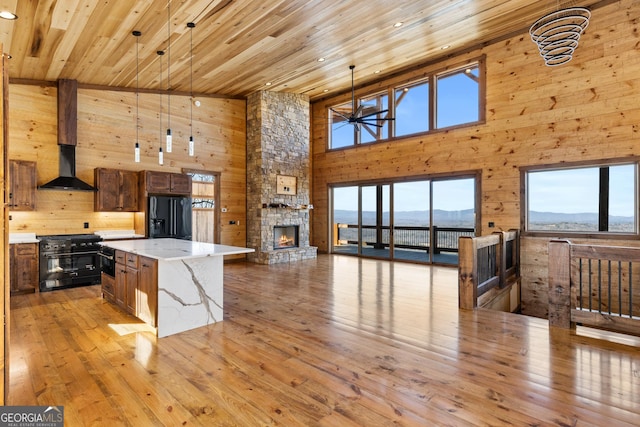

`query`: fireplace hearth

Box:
[274,225,299,250]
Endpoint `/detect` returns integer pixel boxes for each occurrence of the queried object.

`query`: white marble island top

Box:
[101,238,253,338]
[101,238,254,260]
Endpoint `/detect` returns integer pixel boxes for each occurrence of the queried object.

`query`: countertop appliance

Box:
[38,234,102,291]
[148,195,192,240]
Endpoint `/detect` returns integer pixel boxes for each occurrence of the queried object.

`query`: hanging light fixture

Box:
[157,50,165,165]
[529,7,591,66]
[133,30,142,163]
[187,22,196,156]
[165,0,172,153]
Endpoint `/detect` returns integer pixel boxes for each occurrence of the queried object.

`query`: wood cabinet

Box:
[101,272,115,303]
[143,170,191,195]
[9,243,38,295]
[111,250,157,326]
[94,168,139,212]
[137,256,158,327]
[115,250,137,314]
[125,252,138,315]
[9,160,36,211]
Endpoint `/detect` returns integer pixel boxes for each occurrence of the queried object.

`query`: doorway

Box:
[185,171,220,243]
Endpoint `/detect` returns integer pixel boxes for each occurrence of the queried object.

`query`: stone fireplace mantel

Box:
[245,91,317,264]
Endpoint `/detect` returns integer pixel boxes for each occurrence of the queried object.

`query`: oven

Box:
[38,234,103,292]
[98,245,115,278]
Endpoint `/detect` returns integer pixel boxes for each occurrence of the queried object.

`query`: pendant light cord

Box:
[167,0,171,130]
[189,22,195,137]
[157,50,164,141]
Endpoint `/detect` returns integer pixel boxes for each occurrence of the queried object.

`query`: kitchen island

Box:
[101,238,254,337]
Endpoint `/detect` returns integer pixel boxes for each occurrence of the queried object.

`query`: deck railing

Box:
[334,224,474,253]
[458,230,520,311]
[548,240,640,336]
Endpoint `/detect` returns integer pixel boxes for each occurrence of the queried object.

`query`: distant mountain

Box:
[528,211,633,224]
[334,209,475,226]
[333,209,634,226]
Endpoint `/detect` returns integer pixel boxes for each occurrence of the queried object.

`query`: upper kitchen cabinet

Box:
[9,160,37,211]
[142,171,192,195]
[94,168,139,212]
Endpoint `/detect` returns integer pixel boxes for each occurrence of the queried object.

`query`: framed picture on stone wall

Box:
[276,175,297,195]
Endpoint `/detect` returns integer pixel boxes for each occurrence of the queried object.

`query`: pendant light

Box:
[165,0,172,153]
[157,50,165,165]
[133,30,141,163]
[187,22,196,156]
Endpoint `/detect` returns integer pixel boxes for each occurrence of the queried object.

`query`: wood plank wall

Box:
[310,0,640,318]
[7,84,247,249]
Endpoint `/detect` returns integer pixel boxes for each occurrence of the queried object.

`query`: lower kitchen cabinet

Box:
[110,250,157,326]
[10,243,38,295]
[101,272,115,303]
[137,256,158,327]
[115,250,137,315]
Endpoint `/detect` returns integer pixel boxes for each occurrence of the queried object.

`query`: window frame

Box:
[520,158,640,239]
[327,57,485,150]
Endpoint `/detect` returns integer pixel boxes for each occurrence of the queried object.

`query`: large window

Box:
[328,60,483,149]
[524,161,637,235]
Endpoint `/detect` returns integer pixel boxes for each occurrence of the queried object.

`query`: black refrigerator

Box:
[148,195,192,240]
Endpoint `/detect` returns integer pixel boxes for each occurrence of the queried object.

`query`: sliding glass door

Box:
[360,184,391,259]
[431,178,475,265]
[332,176,476,265]
[393,181,430,262]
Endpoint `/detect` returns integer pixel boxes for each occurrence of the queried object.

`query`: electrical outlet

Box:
[229,220,236,225]
[84,222,89,229]
[488,221,495,228]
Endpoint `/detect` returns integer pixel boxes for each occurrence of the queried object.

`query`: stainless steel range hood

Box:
[38,145,95,191]
[38,79,95,192]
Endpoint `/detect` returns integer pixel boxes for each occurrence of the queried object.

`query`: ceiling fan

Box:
[330,65,394,131]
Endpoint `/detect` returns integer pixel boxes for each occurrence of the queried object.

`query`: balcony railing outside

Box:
[334,224,474,253]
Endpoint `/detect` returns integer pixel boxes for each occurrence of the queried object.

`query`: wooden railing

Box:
[458,230,520,312]
[548,240,640,336]
[334,224,475,253]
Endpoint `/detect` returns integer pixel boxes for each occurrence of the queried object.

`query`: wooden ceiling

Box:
[0,0,607,101]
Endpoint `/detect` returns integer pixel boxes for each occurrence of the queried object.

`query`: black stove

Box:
[38,234,103,292]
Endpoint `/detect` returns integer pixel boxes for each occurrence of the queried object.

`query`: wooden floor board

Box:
[8,255,640,426]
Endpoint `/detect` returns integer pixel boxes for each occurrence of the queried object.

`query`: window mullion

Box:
[599,167,610,232]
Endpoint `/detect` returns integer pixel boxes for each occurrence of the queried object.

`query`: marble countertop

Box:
[9,233,39,244]
[102,238,254,261]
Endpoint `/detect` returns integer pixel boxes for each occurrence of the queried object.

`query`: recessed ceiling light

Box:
[440,45,451,50]
[374,70,381,74]
[393,22,403,28]
[317,57,325,62]
[0,11,17,20]
[323,89,329,92]
[265,82,272,86]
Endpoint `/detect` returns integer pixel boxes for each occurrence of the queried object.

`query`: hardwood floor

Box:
[8,255,640,426]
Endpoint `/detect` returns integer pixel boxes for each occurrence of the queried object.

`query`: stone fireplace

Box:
[246,91,318,264]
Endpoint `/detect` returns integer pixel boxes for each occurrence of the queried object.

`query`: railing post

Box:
[548,239,573,329]
[493,231,506,288]
[458,236,477,309]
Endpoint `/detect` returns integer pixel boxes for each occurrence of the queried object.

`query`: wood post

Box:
[458,236,477,310]
[548,240,573,329]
